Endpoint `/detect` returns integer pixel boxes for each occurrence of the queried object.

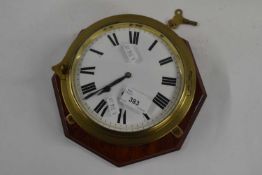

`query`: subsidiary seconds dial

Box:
[72,23,183,132]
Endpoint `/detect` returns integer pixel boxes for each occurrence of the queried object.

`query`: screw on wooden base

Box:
[171,126,184,138]
[66,114,75,125]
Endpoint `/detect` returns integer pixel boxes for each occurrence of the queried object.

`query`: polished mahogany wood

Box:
[51,39,206,166]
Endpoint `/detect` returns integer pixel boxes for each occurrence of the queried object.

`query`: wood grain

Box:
[51,39,206,166]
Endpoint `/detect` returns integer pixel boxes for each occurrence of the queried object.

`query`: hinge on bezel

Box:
[52,63,68,80]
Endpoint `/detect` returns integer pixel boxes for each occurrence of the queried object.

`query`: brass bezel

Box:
[52,14,196,145]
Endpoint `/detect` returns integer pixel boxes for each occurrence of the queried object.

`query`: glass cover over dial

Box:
[72,23,183,132]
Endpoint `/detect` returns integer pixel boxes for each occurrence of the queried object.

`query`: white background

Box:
[0,0,261,174]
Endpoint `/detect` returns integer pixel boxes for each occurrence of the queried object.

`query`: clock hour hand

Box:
[84,72,131,99]
[83,89,104,100]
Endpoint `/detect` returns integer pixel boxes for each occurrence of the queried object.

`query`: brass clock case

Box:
[52,14,196,145]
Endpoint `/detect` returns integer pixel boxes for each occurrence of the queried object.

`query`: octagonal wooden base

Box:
[51,39,206,167]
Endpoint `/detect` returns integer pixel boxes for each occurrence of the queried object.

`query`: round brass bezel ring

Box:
[54,14,196,145]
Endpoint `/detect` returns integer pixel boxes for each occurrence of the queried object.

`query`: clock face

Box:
[72,23,183,132]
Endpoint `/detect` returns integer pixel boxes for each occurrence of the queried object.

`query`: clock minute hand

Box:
[83,72,131,100]
[97,72,132,95]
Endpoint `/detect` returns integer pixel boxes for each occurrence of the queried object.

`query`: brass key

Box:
[168,9,198,29]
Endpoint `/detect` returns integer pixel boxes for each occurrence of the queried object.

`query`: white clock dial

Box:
[72,24,182,132]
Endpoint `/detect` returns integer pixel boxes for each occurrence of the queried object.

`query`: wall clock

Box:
[52,9,206,166]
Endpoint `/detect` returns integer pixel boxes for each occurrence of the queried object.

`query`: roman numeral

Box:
[80,66,95,75]
[129,31,139,45]
[143,113,150,120]
[107,33,119,46]
[159,57,173,66]
[117,108,126,124]
[89,48,104,55]
[148,40,158,51]
[153,92,170,109]
[162,77,177,86]
[94,99,108,117]
[81,82,96,95]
